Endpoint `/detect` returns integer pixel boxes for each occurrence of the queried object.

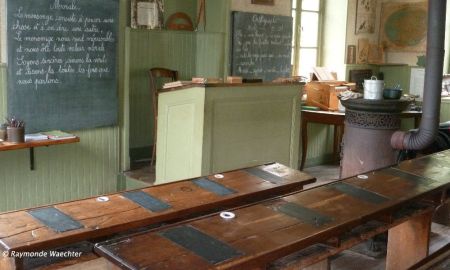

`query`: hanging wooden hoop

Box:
[166,12,194,31]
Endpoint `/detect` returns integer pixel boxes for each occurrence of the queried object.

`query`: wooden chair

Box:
[148,67,178,166]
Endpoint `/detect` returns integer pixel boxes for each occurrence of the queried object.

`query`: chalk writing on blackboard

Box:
[10,1,115,90]
[7,0,118,133]
[231,12,292,82]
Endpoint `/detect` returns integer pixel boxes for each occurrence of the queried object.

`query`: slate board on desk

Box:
[7,0,119,132]
[230,11,292,82]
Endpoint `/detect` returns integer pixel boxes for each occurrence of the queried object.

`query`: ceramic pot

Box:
[383,88,403,100]
[363,76,384,100]
[6,126,25,143]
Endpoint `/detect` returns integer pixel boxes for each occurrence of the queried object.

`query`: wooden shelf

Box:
[369,63,408,66]
[0,137,79,151]
[0,137,80,170]
[345,63,408,67]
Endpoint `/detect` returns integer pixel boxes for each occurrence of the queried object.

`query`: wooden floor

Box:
[123,163,341,187]
[123,163,450,269]
[124,162,156,184]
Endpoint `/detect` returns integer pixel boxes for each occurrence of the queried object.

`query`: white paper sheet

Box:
[409,67,425,97]
[137,2,158,28]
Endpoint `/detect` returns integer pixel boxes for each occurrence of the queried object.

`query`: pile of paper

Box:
[25,133,49,142]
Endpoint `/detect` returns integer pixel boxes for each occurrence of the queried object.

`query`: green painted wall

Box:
[204,0,230,33]
[441,100,450,122]
[379,65,411,92]
[302,124,335,167]
[0,64,5,117]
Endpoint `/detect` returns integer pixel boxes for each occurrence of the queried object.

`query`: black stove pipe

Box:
[391,0,447,150]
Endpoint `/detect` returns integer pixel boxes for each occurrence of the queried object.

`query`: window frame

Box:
[291,0,324,77]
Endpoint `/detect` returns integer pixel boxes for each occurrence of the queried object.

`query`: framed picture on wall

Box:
[131,0,164,29]
[355,0,377,34]
[251,0,275,6]
[357,38,369,64]
[367,44,384,64]
[346,45,356,65]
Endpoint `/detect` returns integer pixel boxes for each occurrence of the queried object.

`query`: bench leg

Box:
[59,258,121,270]
[301,259,329,270]
[433,201,450,225]
[0,257,23,270]
[386,210,433,270]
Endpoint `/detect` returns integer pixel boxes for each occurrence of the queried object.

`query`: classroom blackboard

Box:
[7,0,119,133]
[231,11,292,82]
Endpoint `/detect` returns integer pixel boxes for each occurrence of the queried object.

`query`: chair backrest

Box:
[148,68,179,116]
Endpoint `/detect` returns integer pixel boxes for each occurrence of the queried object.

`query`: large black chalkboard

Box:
[231,11,292,82]
[7,0,118,133]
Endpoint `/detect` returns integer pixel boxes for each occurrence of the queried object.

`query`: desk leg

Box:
[337,125,344,161]
[29,147,35,170]
[300,120,308,170]
[332,125,345,164]
[386,210,432,270]
[333,125,338,162]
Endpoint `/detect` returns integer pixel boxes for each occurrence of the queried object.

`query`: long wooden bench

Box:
[0,163,316,270]
[95,150,450,270]
[270,203,436,269]
[408,243,450,270]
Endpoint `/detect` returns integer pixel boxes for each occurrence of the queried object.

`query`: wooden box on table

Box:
[305,81,349,111]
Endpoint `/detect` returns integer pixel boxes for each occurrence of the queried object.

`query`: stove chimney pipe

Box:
[391,0,447,150]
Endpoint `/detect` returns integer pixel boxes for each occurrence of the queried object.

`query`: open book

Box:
[312,67,336,81]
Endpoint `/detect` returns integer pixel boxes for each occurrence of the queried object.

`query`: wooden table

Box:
[300,110,345,170]
[95,150,450,270]
[300,110,422,170]
[0,163,315,270]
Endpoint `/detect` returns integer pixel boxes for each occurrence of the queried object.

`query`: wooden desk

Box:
[156,83,302,184]
[0,137,80,170]
[95,150,450,270]
[0,163,315,270]
[300,110,422,170]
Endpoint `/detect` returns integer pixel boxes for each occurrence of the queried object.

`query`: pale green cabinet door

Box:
[155,87,205,184]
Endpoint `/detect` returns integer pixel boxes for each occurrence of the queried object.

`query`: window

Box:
[292,0,322,78]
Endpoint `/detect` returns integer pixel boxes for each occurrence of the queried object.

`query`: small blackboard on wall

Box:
[7,0,119,133]
[231,11,292,82]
